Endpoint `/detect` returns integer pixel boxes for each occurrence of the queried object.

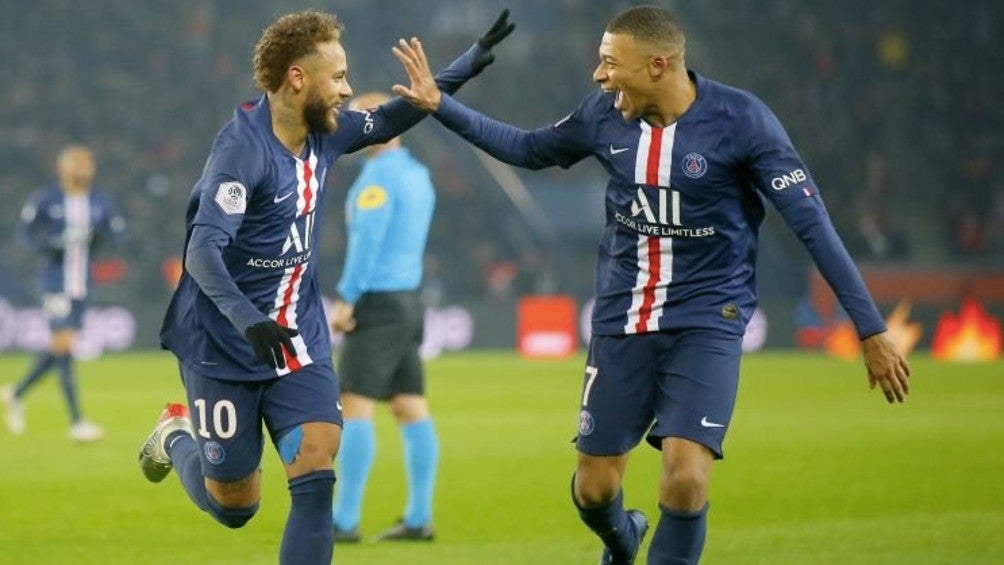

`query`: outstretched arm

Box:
[342,10,515,153]
[392,37,593,170]
[745,99,911,403]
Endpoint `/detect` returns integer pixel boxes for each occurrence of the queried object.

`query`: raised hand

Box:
[392,37,442,112]
[471,9,516,75]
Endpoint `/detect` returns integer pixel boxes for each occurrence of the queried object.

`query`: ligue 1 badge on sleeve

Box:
[215,181,248,215]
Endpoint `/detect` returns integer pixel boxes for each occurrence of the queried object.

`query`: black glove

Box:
[472,9,516,74]
[245,321,299,370]
[478,9,516,50]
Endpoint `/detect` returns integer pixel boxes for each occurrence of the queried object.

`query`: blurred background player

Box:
[392,5,911,564]
[2,144,124,443]
[138,10,511,565]
[330,91,440,543]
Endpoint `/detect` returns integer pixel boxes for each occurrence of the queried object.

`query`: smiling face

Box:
[593,32,658,121]
[300,40,353,133]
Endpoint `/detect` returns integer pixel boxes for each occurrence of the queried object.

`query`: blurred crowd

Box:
[1,0,1001,339]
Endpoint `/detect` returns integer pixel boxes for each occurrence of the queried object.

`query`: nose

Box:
[592,63,606,84]
[342,80,354,99]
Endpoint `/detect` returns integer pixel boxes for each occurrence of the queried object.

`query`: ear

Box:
[287,64,307,93]
[649,55,669,79]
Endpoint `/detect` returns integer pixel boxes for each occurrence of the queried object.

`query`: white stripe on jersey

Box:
[623,236,674,334]
[63,194,90,299]
[634,122,677,187]
[294,150,320,216]
[624,121,678,333]
[270,265,313,376]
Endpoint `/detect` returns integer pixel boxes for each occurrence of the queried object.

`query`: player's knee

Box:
[389,394,428,423]
[206,495,259,529]
[660,465,710,508]
[279,423,339,472]
[573,471,621,507]
[663,465,709,493]
[49,333,74,355]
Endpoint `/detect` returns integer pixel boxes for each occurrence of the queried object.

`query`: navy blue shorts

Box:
[575,330,742,459]
[43,294,86,331]
[179,360,343,482]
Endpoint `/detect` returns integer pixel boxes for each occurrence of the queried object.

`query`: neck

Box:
[642,67,696,128]
[62,183,88,195]
[267,91,308,156]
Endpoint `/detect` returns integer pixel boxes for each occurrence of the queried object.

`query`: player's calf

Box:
[278,423,340,565]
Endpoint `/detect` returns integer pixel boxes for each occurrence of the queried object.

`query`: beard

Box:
[303,91,337,133]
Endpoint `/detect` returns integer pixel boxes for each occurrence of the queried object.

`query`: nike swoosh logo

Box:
[700,416,725,428]
[609,145,630,155]
[273,191,295,204]
[336,401,343,411]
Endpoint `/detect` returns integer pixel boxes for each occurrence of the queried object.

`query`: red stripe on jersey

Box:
[646,127,664,186]
[275,264,304,372]
[634,237,662,333]
[301,158,314,214]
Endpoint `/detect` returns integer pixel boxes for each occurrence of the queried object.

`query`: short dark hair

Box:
[252,10,344,92]
[606,5,686,55]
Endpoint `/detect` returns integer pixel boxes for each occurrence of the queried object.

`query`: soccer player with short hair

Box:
[392,6,911,564]
[137,10,512,565]
[2,145,124,443]
[330,91,440,543]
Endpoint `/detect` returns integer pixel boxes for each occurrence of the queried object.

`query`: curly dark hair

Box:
[252,10,344,92]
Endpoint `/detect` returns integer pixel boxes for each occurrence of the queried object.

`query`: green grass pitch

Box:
[1,351,1001,564]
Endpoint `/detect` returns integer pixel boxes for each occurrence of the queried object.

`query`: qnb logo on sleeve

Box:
[770,169,807,191]
[215,182,247,215]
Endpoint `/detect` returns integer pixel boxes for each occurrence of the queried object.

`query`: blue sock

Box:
[281,469,335,565]
[332,419,375,530]
[647,502,709,565]
[402,418,438,528]
[166,432,258,528]
[571,475,635,561]
[166,431,211,511]
[54,355,82,423]
[13,352,55,397]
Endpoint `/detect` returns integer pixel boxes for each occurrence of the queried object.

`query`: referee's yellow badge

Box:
[357,185,388,210]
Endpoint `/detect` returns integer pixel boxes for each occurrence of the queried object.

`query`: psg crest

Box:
[204,441,226,465]
[682,152,708,179]
[578,410,595,436]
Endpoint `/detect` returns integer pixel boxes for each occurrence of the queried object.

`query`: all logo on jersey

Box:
[214,181,247,215]
[631,186,681,226]
[681,152,707,179]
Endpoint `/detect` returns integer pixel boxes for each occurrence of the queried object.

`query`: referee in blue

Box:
[331,91,439,542]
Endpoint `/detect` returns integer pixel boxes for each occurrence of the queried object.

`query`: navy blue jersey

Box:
[19,187,124,298]
[161,44,488,381]
[434,71,886,339]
